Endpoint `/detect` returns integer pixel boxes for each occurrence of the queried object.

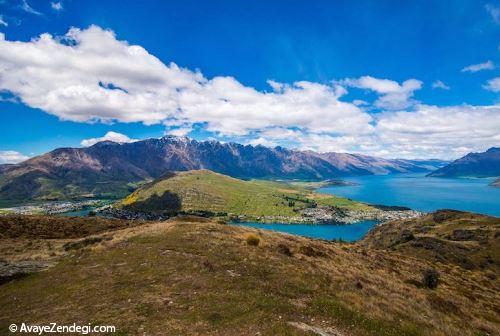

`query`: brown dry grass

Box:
[0,215,498,335]
[0,215,142,239]
[360,210,500,272]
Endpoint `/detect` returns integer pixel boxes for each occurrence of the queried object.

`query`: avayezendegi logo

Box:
[8,322,116,334]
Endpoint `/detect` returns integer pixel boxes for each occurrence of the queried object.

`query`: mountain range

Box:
[0,136,447,201]
[428,147,500,178]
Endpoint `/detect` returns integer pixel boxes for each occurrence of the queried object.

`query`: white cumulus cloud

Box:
[432,80,450,90]
[485,4,500,24]
[51,2,63,11]
[341,76,422,110]
[165,127,193,137]
[0,150,30,164]
[483,77,500,92]
[248,104,500,159]
[0,25,499,160]
[0,25,373,137]
[373,104,500,159]
[461,60,495,73]
[247,137,278,147]
[80,131,138,147]
[20,0,41,15]
[0,15,7,27]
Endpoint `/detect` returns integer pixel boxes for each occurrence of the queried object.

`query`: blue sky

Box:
[0,0,499,162]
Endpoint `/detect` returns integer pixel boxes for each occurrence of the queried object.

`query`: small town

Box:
[0,200,106,216]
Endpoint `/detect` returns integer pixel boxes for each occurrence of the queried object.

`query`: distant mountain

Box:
[0,136,447,201]
[428,147,500,178]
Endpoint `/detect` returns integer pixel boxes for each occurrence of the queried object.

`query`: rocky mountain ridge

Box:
[0,136,446,200]
[428,147,500,178]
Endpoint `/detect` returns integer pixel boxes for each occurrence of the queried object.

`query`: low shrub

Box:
[203,260,215,272]
[277,243,292,256]
[245,234,260,246]
[422,268,440,289]
[299,245,326,257]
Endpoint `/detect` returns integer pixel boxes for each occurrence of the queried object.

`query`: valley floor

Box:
[0,215,498,335]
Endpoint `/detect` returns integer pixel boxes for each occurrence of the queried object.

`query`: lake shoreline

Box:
[95,203,422,225]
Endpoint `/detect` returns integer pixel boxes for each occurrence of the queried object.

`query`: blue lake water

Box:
[232,173,499,241]
[231,220,378,242]
[318,173,500,217]
[58,208,94,217]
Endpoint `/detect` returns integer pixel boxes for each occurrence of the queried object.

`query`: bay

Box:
[318,173,500,217]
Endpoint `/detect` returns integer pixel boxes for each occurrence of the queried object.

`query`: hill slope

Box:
[0,136,445,201]
[428,147,500,178]
[360,209,500,271]
[0,214,498,335]
[118,170,381,222]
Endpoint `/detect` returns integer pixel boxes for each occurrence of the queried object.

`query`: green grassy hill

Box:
[119,170,374,219]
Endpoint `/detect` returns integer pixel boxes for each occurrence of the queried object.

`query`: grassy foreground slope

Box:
[120,169,374,218]
[1,214,499,335]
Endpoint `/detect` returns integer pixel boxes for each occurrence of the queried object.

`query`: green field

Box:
[120,170,374,218]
